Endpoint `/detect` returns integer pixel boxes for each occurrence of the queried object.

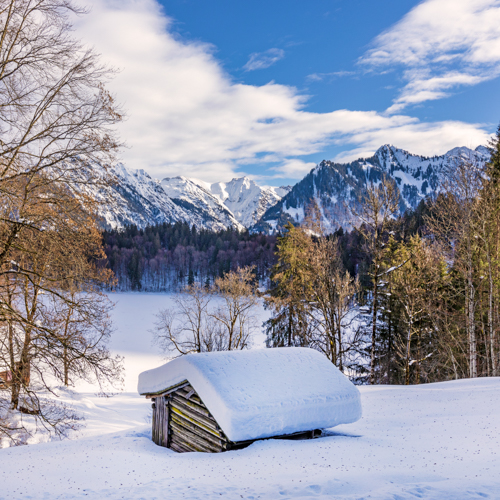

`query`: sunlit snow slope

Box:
[0,294,499,500]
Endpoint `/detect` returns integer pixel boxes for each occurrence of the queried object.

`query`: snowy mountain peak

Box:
[78,164,289,232]
[74,144,490,234]
[210,176,257,203]
[160,176,244,231]
[444,146,490,162]
[208,176,285,227]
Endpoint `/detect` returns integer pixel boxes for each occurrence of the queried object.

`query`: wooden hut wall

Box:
[150,382,322,453]
[151,382,230,453]
[151,395,169,447]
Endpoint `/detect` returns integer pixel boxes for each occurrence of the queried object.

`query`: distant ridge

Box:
[251,145,490,234]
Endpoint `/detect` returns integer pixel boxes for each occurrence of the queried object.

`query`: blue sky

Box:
[76,0,500,185]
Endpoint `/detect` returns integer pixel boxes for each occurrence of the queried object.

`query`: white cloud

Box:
[271,159,318,178]
[360,0,500,111]
[306,71,355,82]
[244,48,285,71]
[74,0,493,183]
[333,119,489,162]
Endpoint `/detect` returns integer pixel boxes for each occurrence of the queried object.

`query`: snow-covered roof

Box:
[138,347,362,442]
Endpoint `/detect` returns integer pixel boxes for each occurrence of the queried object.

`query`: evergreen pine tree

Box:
[264,223,313,347]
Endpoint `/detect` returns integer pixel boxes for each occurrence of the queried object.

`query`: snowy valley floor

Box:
[0,294,499,499]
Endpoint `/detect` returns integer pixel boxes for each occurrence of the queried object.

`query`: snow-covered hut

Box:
[138,347,362,453]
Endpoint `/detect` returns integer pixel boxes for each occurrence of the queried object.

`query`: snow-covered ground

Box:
[0,293,499,499]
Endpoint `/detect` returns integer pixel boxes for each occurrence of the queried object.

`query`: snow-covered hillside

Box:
[210,177,291,227]
[0,294,499,499]
[74,163,288,231]
[254,145,490,233]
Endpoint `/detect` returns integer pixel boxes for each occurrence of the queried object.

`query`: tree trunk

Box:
[370,281,378,385]
[405,320,412,385]
[486,243,497,376]
[416,331,421,385]
[467,267,477,378]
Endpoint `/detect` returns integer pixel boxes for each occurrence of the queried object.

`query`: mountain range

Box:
[83,144,490,234]
[80,163,291,232]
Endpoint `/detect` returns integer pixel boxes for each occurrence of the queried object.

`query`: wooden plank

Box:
[170,401,220,433]
[151,395,170,447]
[170,407,221,441]
[171,411,223,441]
[177,386,203,405]
[162,399,169,447]
[171,421,219,452]
[170,422,222,453]
[169,440,193,453]
[171,394,214,420]
[157,396,164,446]
[170,434,199,453]
[152,402,157,445]
[171,433,206,453]
[171,413,226,447]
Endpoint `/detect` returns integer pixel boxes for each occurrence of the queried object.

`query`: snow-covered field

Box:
[0,293,499,499]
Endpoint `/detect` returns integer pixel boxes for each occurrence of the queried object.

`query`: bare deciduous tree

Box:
[210,267,259,351]
[0,0,122,444]
[153,284,220,356]
[308,235,362,372]
[153,267,259,357]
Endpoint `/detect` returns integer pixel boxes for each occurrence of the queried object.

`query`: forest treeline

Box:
[101,220,373,292]
[101,224,279,291]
